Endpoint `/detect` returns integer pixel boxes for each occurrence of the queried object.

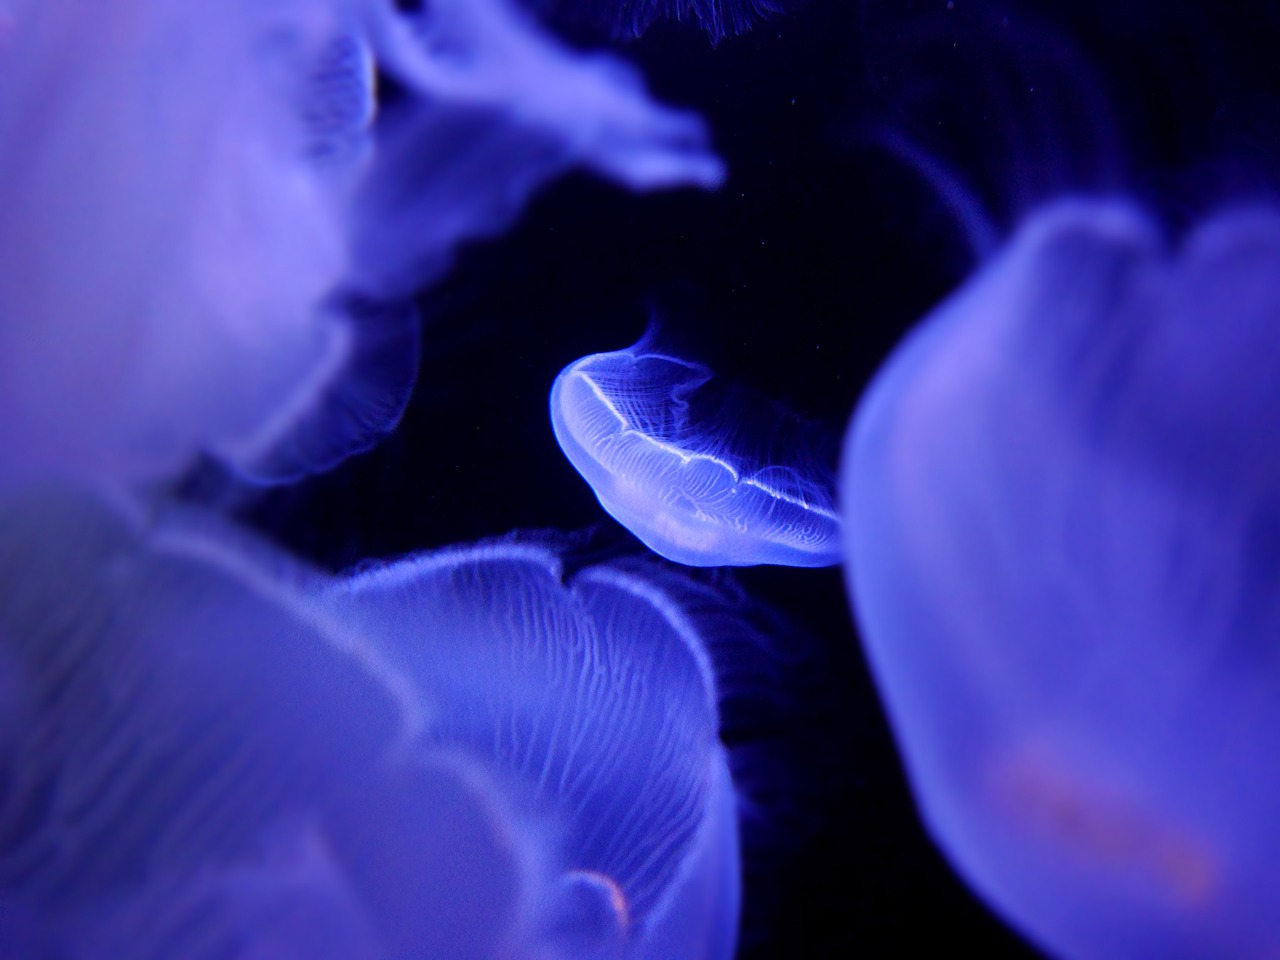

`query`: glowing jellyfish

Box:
[551,337,841,567]
[0,0,722,492]
[319,540,741,959]
[0,488,739,959]
[842,199,1280,958]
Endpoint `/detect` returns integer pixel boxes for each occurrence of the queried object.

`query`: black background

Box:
[234,2,1280,956]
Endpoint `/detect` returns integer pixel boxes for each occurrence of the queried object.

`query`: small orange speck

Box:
[566,869,630,931]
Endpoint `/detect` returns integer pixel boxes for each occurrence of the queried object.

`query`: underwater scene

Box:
[2,0,1280,957]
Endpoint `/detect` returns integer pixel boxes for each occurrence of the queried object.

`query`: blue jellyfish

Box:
[0,487,413,958]
[0,487,739,959]
[319,538,741,959]
[551,336,841,567]
[842,199,1280,958]
[0,0,722,492]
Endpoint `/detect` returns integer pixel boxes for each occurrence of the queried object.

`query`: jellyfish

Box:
[0,486,415,958]
[318,538,741,959]
[0,486,740,958]
[0,0,723,492]
[551,335,841,567]
[344,0,726,298]
[842,199,1280,958]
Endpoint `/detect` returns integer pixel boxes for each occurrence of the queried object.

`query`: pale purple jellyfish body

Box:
[0,488,408,958]
[551,339,841,568]
[0,0,722,491]
[0,489,739,959]
[0,0,351,487]
[842,199,1280,958]
[321,541,741,960]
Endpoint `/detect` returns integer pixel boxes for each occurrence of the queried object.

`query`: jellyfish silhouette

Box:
[0,487,739,958]
[0,0,722,492]
[551,336,841,567]
[842,199,1280,958]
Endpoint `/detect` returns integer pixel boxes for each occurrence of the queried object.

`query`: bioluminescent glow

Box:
[551,337,841,568]
[0,0,722,492]
[842,199,1280,958]
[322,539,741,959]
[0,488,739,959]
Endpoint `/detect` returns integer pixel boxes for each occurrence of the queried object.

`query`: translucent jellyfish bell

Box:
[0,489,739,958]
[0,0,723,491]
[0,487,419,958]
[321,540,741,959]
[0,0,353,488]
[842,199,1280,958]
[551,336,842,567]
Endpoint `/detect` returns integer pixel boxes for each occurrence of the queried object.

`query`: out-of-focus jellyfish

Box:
[0,487,413,958]
[842,199,1280,958]
[551,335,841,567]
[0,0,722,492]
[0,487,739,958]
[347,0,726,296]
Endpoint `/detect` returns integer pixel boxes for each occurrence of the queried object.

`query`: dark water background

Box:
[234,2,1280,955]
